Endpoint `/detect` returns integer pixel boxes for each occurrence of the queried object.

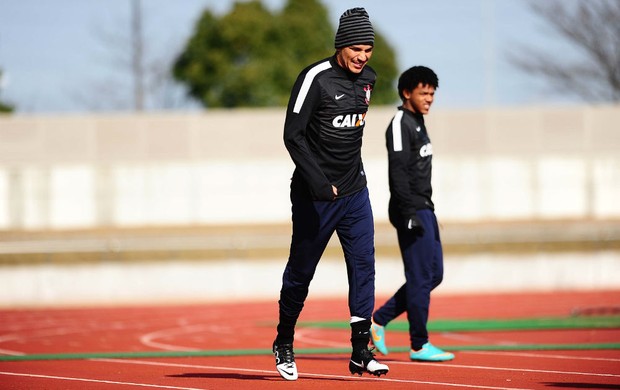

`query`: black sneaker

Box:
[273,341,298,381]
[349,347,389,377]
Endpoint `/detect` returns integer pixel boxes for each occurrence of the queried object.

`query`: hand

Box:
[405,214,425,235]
[316,184,337,201]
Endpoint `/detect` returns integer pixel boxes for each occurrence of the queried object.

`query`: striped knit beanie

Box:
[334,7,374,49]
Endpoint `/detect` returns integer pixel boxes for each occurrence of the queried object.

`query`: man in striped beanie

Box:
[273,6,388,381]
[334,7,375,49]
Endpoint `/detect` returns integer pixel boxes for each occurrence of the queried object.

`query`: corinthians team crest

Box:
[364,84,372,104]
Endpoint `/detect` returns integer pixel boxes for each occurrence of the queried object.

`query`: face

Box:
[335,45,374,74]
[402,83,436,115]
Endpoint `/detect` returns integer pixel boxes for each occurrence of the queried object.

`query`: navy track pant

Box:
[278,186,376,326]
[373,209,444,350]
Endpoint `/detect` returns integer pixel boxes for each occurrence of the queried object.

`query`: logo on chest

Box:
[332,113,366,128]
[364,84,372,105]
[419,143,433,157]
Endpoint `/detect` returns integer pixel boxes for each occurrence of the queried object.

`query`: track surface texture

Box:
[1,290,619,389]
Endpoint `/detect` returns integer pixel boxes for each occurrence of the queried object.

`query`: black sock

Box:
[350,319,371,352]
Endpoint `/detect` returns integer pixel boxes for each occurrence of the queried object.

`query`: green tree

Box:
[270,0,335,105]
[0,68,14,113]
[0,101,13,113]
[369,32,398,105]
[173,0,397,108]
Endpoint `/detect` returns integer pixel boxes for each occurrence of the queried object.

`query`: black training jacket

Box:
[283,55,376,201]
[385,107,434,225]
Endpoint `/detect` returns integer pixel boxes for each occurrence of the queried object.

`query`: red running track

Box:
[0,290,619,390]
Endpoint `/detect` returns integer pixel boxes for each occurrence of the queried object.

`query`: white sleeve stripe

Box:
[391,110,404,152]
[292,61,332,114]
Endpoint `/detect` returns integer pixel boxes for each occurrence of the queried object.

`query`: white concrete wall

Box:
[2,251,619,307]
[1,105,619,230]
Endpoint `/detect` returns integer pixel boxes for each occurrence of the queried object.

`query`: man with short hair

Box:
[370,66,455,362]
[273,7,389,381]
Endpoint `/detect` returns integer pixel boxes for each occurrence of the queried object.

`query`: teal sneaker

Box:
[410,342,454,362]
[370,321,388,355]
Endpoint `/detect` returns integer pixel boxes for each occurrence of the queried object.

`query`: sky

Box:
[0,0,585,114]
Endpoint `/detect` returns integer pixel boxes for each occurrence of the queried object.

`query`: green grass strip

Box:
[301,316,620,332]
[386,343,620,353]
[1,343,618,362]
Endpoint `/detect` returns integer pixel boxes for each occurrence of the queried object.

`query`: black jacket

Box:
[283,55,376,201]
[385,107,434,225]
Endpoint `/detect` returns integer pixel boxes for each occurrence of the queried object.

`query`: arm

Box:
[283,65,335,201]
[386,111,423,233]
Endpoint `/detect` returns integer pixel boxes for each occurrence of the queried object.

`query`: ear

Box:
[402,89,412,100]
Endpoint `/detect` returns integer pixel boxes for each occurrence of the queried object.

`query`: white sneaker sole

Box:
[350,359,389,377]
[276,363,298,381]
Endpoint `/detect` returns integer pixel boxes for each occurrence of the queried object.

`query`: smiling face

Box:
[402,83,436,115]
[335,44,374,74]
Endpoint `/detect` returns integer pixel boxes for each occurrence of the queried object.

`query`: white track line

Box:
[462,350,620,362]
[0,327,83,343]
[388,360,620,378]
[0,348,25,356]
[0,371,207,390]
[140,323,236,351]
[140,324,209,351]
[91,358,535,390]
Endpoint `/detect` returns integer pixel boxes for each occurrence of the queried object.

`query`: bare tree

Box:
[131,0,145,111]
[77,0,194,112]
[509,0,620,103]
[76,0,146,111]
